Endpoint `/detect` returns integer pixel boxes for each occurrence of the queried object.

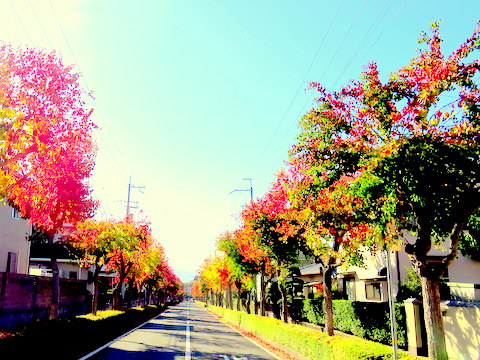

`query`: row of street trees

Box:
[195,23,480,360]
[0,44,182,318]
[66,216,182,315]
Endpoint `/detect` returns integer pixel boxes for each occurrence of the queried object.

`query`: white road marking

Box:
[78,313,159,360]
[210,313,282,360]
[185,302,191,360]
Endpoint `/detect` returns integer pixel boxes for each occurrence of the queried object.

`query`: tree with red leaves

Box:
[240,169,307,321]
[295,23,480,358]
[286,168,373,334]
[233,225,276,315]
[198,255,234,307]
[67,219,111,315]
[132,241,183,306]
[0,44,97,319]
[103,216,153,310]
[68,217,181,312]
[217,231,258,313]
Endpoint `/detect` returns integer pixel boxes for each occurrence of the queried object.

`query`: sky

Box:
[0,0,478,282]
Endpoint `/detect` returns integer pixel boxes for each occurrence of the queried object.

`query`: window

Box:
[365,282,382,301]
[427,257,450,281]
[6,252,17,273]
[11,207,20,219]
[344,278,356,301]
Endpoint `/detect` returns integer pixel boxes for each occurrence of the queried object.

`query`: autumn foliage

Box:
[0,44,97,231]
[67,216,182,312]
[0,43,182,316]
[196,22,480,358]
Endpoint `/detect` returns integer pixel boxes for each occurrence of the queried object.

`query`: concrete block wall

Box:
[0,272,87,327]
[404,299,480,360]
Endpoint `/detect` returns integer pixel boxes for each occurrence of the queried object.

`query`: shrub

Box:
[77,309,124,321]
[302,299,407,348]
[303,298,324,324]
[207,304,417,360]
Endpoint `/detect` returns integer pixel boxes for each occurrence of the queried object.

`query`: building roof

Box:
[299,263,322,276]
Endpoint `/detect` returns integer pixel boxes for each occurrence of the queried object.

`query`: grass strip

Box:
[201,302,420,360]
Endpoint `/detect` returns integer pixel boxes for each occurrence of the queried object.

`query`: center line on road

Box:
[185,321,191,360]
[185,303,191,360]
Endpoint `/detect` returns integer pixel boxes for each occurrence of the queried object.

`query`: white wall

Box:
[0,204,32,274]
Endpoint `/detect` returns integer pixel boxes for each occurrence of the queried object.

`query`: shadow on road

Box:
[89,347,177,360]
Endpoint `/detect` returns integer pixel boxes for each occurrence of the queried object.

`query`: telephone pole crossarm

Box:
[229,178,253,202]
[126,176,146,216]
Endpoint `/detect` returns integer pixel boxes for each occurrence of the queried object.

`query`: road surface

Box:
[84,301,279,360]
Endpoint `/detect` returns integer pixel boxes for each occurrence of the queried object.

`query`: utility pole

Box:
[386,246,399,360]
[229,178,253,202]
[126,176,145,216]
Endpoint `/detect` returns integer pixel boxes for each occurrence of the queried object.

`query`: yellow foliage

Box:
[77,310,124,321]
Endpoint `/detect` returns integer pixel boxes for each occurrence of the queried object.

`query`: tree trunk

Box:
[113,277,126,310]
[146,285,151,305]
[113,285,121,310]
[158,290,165,306]
[48,231,60,320]
[260,264,266,316]
[235,282,242,311]
[324,266,334,336]
[280,282,289,323]
[226,281,233,310]
[137,285,142,307]
[421,275,448,360]
[127,277,134,308]
[92,262,101,315]
[405,218,451,360]
[49,259,60,320]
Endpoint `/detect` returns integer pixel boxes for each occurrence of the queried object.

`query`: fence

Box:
[0,272,87,327]
[405,299,480,360]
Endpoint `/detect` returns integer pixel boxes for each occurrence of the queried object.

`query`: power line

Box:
[287,0,393,128]
[249,1,371,192]
[247,0,346,180]
[267,1,396,165]
[48,0,135,180]
[28,0,55,49]
[330,0,395,89]
[9,2,139,218]
[7,0,34,44]
[318,0,368,85]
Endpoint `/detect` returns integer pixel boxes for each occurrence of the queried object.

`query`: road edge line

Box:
[202,307,283,360]
[78,310,165,360]
[224,321,283,360]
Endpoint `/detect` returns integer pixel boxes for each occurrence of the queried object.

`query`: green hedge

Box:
[205,303,417,360]
[303,299,407,348]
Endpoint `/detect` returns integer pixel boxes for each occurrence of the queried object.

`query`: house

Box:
[336,231,480,302]
[337,248,395,302]
[28,229,115,310]
[0,204,33,274]
[298,262,323,298]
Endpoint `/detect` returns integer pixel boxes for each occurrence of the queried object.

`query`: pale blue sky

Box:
[0,0,478,281]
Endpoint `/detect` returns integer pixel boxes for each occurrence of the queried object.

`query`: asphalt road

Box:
[83,301,279,360]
